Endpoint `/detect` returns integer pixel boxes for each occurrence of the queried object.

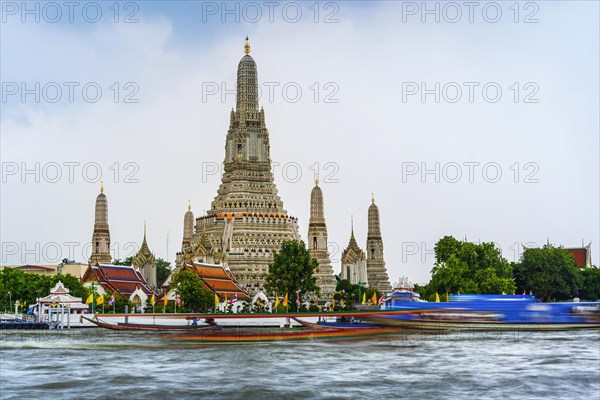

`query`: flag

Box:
[435,292,440,302]
[282,293,288,307]
[228,294,238,304]
[150,294,156,305]
[371,293,377,304]
[86,294,93,304]
[295,293,300,307]
[274,294,280,308]
[214,293,220,305]
[378,294,385,304]
[109,293,115,306]
[501,291,506,295]
[163,293,168,306]
[224,293,228,305]
[522,290,526,295]
[96,295,104,305]
[175,293,182,305]
[362,293,366,304]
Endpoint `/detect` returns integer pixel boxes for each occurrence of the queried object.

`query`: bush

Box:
[309,304,320,312]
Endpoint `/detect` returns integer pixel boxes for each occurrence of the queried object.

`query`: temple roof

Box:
[83,263,155,296]
[38,281,87,307]
[342,226,364,263]
[180,261,249,300]
[133,223,156,266]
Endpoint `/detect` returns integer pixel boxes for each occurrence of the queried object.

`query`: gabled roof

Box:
[180,261,249,300]
[38,281,86,307]
[83,263,156,296]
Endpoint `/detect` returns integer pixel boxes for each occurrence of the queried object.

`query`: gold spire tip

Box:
[188,200,191,211]
[100,181,104,193]
[244,36,251,55]
[371,193,375,204]
[315,175,319,186]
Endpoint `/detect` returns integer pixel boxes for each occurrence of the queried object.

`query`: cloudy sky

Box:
[1,1,598,283]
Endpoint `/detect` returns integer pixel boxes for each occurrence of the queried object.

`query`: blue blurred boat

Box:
[363,293,600,331]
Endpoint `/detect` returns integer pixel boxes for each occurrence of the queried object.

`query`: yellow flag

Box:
[96,295,104,305]
[274,294,280,308]
[362,293,366,305]
[282,293,288,307]
[163,293,168,306]
[501,291,506,295]
[435,292,440,302]
[371,293,377,304]
[150,294,156,304]
[85,294,93,304]
[214,293,220,305]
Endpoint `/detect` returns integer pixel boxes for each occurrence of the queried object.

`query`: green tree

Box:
[102,291,133,313]
[428,236,515,295]
[434,235,463,264]
[579,267,600,301]
[156,258,171,287]
[514,246,583,301]
[113,256,134,266]
[0,268,89,312]
[171,270,213,312]
[264,240,320,306]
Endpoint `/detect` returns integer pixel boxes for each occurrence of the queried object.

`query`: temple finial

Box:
[371,193,375,204]
[244,36,250,55]
[188,200,191,211]
[143,220,147,239]
[315,175,319,186]
[351,215,354,232]
[100,181,104,193]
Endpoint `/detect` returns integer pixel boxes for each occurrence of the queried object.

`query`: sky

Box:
[1,1,599,284]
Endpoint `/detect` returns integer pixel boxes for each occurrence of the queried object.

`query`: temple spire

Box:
[188,200,191,211]
[100,181,104,193]
[90,185,111,264]
[244,35,251,55]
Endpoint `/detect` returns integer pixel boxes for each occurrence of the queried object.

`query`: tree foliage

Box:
[426,236,516,297]
[578,267,600,301]
[333,279,378,309]
[171,270,213,313]
[0,268,89,312]
[514,246,582,301]
[112,257,134,266]
[156,258,171,287]
[264,240,320,305]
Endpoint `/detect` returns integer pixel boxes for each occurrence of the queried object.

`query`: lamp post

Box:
[7,292,11,314]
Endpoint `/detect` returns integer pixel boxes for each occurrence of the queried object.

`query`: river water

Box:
[1,328,598,399]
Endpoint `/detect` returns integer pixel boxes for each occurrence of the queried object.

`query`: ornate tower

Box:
[188,37,300,294]
[90,183,112,265]
[133,222,157,288]
[365,195,391,291]
[182,201,194,251]
[341,218,368,285]
[307,177,336,298]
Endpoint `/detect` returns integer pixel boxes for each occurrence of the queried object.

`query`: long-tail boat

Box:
[82,316,218,331]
